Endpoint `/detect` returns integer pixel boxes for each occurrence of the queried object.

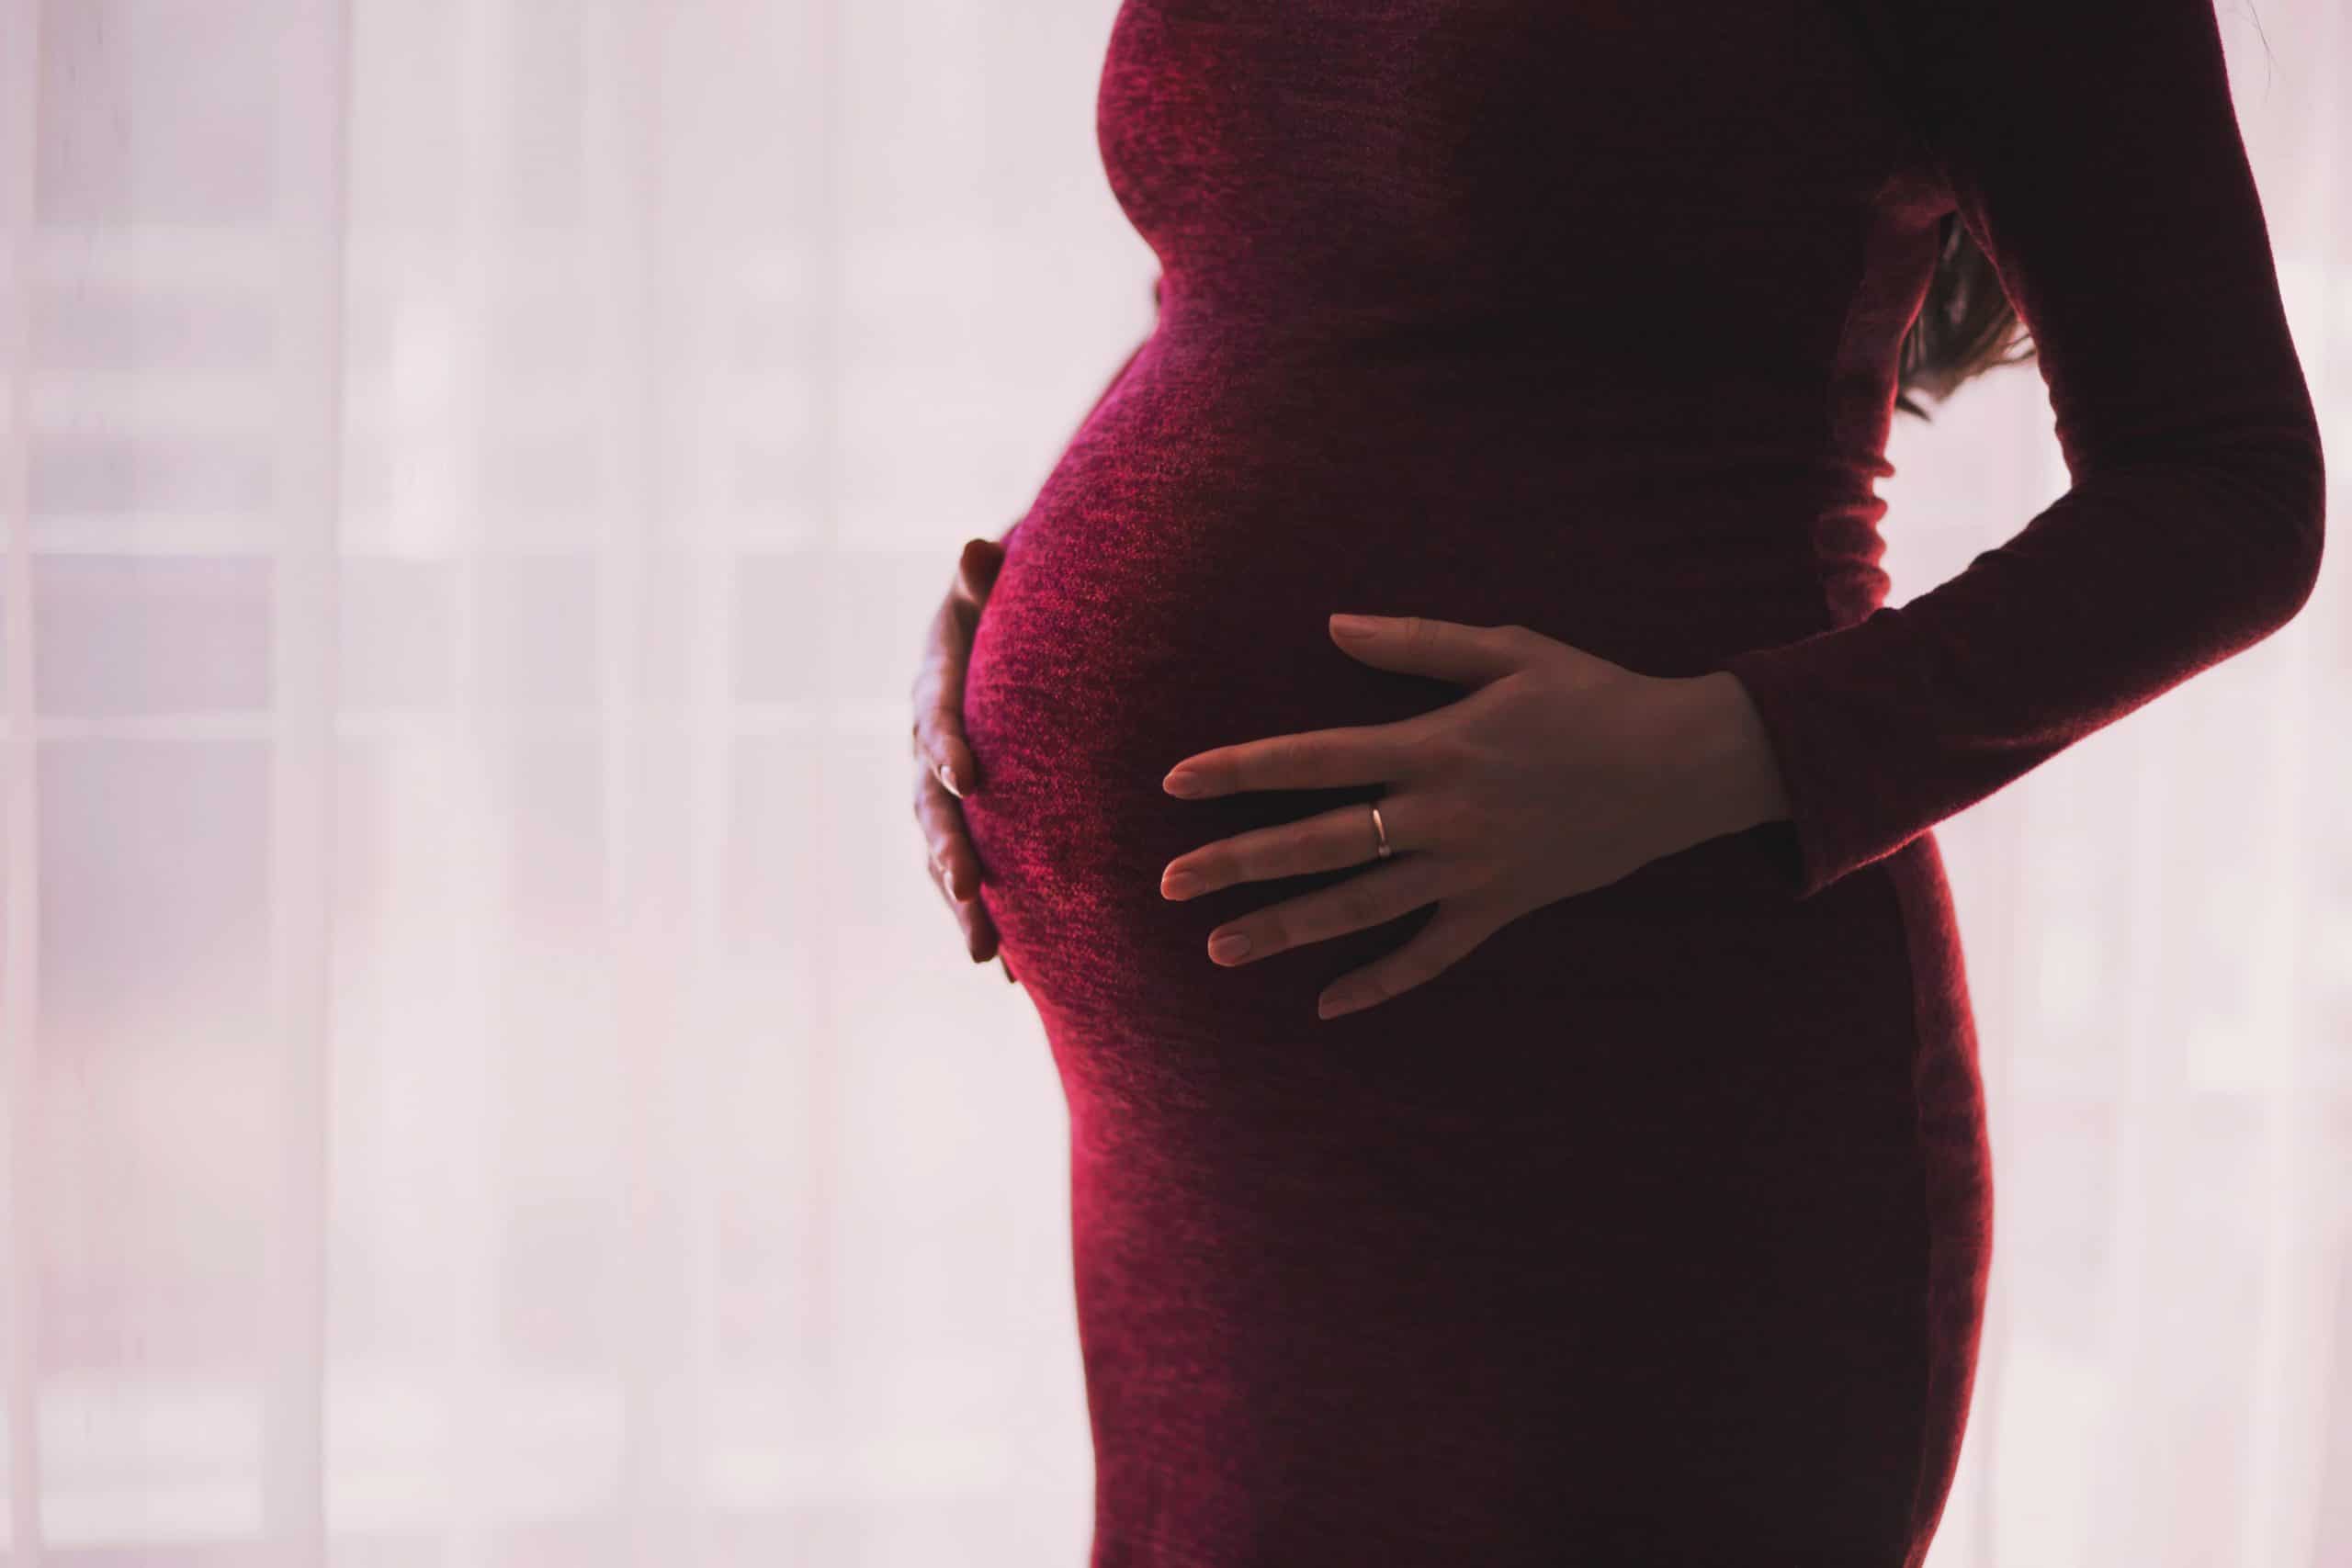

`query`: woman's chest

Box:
[1094,0,1922,292]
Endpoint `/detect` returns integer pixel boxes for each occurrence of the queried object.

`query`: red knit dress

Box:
[956,0,2325,1562]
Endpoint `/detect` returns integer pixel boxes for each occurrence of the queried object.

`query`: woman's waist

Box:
[999,373,1883,664]
[1055,321,1884,499]
[974,502,1848,698]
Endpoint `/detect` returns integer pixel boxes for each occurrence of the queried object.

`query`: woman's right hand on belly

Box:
[910,535,1018,985]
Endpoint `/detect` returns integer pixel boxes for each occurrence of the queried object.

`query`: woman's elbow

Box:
[2195,415,2330,640]
[2255,426,2327,634]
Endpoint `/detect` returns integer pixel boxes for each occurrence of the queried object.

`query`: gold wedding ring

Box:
[1369,801,1393,859]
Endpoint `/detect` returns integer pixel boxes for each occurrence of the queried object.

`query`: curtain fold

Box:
[0,1,2344,1563]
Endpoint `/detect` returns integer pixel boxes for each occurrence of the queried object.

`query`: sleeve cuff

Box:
[1717,623,1918,902]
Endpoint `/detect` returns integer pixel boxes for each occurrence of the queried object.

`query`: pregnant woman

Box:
[910,0,2324,1562]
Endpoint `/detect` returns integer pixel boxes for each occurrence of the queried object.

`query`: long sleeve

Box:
[1719,0,2326,900]
[998,273,1164,549]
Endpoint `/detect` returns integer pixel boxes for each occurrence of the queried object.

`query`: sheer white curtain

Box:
[0,1,2343,1564]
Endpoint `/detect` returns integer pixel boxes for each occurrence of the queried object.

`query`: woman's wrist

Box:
[1654,671,1792,845]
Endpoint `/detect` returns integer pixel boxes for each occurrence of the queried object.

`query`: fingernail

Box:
[1162,769,1205,797]
[1317,989,1355,1019]
[1329,614,1380,640]
[1208,931,1251,964]
[937,761,963,798]
[1160,868,1204,900]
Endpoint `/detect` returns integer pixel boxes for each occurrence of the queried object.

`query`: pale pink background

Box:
[0,1,2346,1563]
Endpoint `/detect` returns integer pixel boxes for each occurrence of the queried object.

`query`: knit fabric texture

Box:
[956,1,2323,1562]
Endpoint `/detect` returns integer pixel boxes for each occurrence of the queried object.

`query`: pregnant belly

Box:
[957,349,1833,1067]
